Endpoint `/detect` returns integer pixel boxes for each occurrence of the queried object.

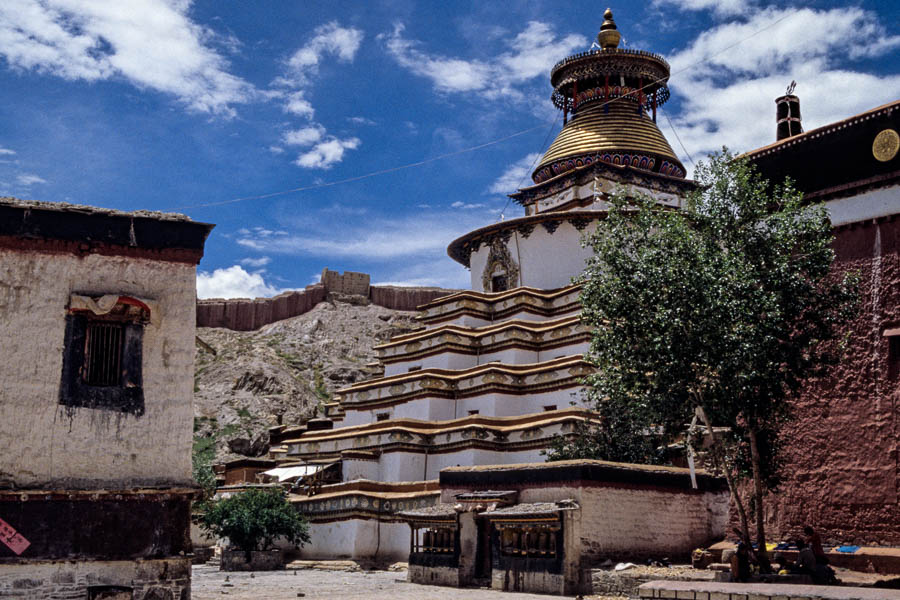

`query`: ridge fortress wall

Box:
[197,268,460,331]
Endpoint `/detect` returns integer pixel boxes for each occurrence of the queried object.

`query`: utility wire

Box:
[169,124,550,210]
[662,108,695,168]
[171,9,798,212]
[497,110,560,221]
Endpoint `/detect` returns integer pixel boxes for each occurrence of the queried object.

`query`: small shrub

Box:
[198,488,310,554]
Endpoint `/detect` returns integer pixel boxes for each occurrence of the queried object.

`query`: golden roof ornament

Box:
[597,8,621,49]
[873,129,899,163]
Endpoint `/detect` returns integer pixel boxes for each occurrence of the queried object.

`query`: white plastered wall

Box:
[468,222,599,292]
[299,519,410,561]
[384,340,590,376]
[341,386,586,426]
[826,184,900,226]
[0,250,196,489]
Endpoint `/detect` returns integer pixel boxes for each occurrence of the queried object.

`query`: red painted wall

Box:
[763,216,900,545]
[196,284,459,331]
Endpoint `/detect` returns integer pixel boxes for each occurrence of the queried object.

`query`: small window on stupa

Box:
[491,274,508,293]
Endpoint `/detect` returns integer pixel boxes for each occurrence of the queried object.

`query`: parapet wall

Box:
[197,269,460,331]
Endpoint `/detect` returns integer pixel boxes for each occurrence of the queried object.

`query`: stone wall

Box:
[0,557,191,600]
[321,268,370,296]
[197,270,460,331]
[757,216,900,545]
[579,486,728,561]
[369,285,457,312]
[196,284,327,331]
[221,549,283,571]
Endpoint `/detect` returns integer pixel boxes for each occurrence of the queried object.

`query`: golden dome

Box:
[532,102,685,182]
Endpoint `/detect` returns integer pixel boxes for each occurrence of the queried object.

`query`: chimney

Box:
[775,81,802,141]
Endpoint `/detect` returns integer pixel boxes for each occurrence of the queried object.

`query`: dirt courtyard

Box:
[191,564,626,599]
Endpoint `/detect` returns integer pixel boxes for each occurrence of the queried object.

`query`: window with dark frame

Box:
[59,296,147,416]
[491,274,508,293]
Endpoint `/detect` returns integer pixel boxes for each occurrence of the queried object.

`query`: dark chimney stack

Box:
[775,81,802,141]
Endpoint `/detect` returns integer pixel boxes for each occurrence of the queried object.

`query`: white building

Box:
[274,9,701,563]
[0,197,212,598]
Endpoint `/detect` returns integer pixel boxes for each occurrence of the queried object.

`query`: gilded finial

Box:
[597,8,621,50]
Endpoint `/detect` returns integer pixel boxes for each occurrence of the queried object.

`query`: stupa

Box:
[272,9,696,561]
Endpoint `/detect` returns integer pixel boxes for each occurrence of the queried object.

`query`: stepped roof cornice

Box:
[279,406,597,445]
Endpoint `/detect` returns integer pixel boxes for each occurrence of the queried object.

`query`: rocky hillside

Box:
[193,294,420,464]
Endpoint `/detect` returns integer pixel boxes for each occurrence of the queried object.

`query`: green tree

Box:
[569,150,857,563]
[198,488,310,556]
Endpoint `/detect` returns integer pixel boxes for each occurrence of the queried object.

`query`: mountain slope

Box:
[193,296,419,463]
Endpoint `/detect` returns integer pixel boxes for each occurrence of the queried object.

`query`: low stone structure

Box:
[221,549,284,571]
[401,460,729,596]
[0,197,212,599]
[639,580,900,600]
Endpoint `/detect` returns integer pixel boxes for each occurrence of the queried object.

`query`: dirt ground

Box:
[191,564,627,600]
[192,563,900,599]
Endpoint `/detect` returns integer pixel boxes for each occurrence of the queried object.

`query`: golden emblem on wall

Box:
[873,129,899,162]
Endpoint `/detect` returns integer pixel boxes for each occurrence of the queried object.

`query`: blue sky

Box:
[1,0,898,297]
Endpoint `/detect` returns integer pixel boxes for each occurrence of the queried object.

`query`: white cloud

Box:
[488,152,541,195]
[271,21,364,169]
[0,148,15,155]
[283,125,325,147]
[196,265,282,299]
[237,212,485,260]
[348,116,376,125]
[268,145,284,154]
[283,90,315,118]
[284,21,363,86]
[374,258,470,290]
[239,256,271,268]
[0,0,255,116]
[16,173,46,185]
[382,22,585,99]
[652,0,750,17]
[665,7,900,164]
[294,136,360,169]
[451,201,485,210]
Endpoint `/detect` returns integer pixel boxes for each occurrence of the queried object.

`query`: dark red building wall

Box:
[765,216,900,545]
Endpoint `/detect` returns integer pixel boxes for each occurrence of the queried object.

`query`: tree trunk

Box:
[748,426,772,573]
[695,405,752,548]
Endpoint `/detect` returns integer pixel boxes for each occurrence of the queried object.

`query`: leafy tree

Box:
[545,392,670,465]
[568,150,857,563]
[198,488,310,556]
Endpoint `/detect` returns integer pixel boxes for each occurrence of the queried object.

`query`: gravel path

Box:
[191,565,626,599]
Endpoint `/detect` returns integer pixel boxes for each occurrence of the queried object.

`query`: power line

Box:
[169,123,551,210]
[662,108,695,168]
[497,111,560,221]
[171,9,799,212]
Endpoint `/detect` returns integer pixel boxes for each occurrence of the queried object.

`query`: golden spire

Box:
[597,8,620,49]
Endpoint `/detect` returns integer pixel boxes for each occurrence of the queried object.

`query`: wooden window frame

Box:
[59,309,145,416]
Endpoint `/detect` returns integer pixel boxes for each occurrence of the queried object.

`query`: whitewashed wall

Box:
[468,222,599,292]
[341,387,587,427]
[299,519,410,561]
[0,250,197,489]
